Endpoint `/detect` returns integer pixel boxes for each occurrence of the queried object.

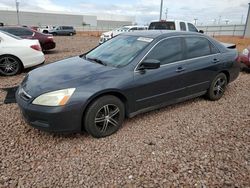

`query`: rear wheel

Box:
[84,95,125,138]
[0,55,22,76]
[207,73,228,101]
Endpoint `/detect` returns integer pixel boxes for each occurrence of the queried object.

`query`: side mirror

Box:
[199,30,204,34]
[138,59,160,70]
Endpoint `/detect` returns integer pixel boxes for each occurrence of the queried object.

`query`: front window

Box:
[144,37,183,65]
[86,35,152,67]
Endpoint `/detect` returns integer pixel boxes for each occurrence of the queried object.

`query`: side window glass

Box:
[185,37,217,59]
[180,22,186,31]
[188,23,198,32]
[145,37,183,65]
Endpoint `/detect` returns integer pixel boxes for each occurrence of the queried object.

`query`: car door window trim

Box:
[134,35,221,73]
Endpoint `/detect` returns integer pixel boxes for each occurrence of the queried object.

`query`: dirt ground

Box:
[0,35,250,187]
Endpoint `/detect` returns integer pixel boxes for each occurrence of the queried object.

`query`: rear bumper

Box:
[16,88,83,133]
[23,53,45,69]
[42,42,56,50]
[228,61,241,83]
[239,55,250,67]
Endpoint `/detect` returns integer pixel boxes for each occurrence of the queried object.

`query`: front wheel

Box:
[84,95,125,138]
[207,73,228,101]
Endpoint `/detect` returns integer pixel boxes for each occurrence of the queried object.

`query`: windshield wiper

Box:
[87,57,107,66]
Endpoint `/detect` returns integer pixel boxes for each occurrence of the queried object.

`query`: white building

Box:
[0,9,135,30]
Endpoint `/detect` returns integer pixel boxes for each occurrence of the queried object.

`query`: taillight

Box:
[30,44,42,51]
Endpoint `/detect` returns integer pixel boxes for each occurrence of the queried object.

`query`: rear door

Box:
[181,36,221,94]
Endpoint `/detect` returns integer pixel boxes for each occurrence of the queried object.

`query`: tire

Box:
[207,73,228,101]
[52,32,57,36]
[84,95,125,138]
[0,55,22,76]
[69,32,73,36]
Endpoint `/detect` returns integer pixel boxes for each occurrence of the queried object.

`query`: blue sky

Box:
[0,0,249,25]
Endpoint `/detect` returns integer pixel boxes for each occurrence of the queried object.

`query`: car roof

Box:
[122,25,147,28]
[120,30,204,39]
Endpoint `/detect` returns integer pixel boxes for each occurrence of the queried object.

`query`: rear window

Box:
[148,21,176,30]
[62,26,73,30]
[188,23,198,32]
[0,31,22,40]
[185,37,218,59]
[0,27,33,36]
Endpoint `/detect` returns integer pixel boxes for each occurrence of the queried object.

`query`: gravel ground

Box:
[0,35,250,187]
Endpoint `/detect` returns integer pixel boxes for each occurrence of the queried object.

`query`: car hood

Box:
[21,56,115,97]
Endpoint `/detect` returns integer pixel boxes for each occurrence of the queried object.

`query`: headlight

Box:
[242,48,249,56]
[32,88,76,106]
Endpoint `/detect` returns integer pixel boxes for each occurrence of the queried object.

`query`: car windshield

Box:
[0,30,22,40]
[86,35,152,67]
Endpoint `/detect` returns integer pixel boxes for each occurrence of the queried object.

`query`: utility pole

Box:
[159,0,163,20]
[194,18,198,25]
[218,15,222,25]
[243,3,250,37]
[15,0,20,25]
[165,8,168,20]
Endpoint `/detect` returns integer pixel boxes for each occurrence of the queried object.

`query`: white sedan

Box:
[0,31,45,76]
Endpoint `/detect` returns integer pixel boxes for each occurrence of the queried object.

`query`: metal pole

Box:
[243,3,250,37]
[16,0,20,25]
[159,0,163,20]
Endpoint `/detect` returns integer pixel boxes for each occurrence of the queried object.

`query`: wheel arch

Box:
[81,90,129,130]
[219,70,230,83]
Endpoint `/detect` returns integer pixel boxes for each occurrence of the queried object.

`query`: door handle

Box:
[212,58,220,64]
[176,67,185,73]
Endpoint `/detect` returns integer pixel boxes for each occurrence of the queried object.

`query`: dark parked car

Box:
[0,26,56,51]
[16,31,240,138]
[49,26,76,36]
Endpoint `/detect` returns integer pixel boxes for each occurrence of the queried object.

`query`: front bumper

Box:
[16,88,83,133]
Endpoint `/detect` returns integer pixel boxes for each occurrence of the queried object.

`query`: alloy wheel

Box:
[95,104,120,133]
[213,77,226,97]
[0,56,20,76]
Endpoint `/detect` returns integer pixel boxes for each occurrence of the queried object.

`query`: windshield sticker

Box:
[137,37,153,43]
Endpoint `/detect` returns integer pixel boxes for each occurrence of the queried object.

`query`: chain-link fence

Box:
[197,24,245,37]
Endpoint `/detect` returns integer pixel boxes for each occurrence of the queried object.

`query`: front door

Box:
[133,37,187,111]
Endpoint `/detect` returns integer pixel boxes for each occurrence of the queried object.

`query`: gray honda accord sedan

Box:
[16,31,240,138]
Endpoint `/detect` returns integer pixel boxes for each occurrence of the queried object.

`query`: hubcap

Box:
[213,77,226,96]
[0,57,19,75]
[95,104,120,133]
